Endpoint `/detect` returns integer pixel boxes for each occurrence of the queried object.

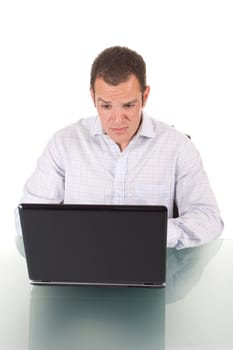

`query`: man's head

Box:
[90,46,147,94]
[90,46,150,151]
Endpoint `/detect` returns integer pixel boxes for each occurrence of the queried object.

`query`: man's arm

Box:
[15,134,65,235]
[167,138,224,249]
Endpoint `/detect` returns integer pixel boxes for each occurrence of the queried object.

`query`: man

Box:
[16,46,223,249]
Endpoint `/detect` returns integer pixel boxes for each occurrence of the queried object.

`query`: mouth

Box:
[110,127,128,134]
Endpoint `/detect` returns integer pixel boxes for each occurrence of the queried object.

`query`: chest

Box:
[63,136,177,206]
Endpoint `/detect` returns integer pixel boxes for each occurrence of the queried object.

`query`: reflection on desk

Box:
[30,286,165,350]
[15,238,222,350]
[166,239,223,303]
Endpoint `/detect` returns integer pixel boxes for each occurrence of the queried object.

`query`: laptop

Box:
[18,203,167,288]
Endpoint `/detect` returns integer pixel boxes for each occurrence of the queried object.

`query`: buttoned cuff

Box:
[167,218,183,249]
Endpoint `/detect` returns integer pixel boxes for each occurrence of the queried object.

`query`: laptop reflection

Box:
[28,286,165,350]
[27,240,222,350]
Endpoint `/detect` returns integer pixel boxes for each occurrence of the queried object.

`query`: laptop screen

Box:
[19,204,167,287]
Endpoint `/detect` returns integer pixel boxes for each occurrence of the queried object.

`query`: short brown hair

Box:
[90,46,147,92]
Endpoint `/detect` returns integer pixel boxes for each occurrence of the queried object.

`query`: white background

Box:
[0,0,232,250]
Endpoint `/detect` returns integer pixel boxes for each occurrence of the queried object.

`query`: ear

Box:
[142,85,150,107]
[90,87,96,107]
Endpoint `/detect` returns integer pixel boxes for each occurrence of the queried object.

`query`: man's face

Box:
[90,75,150,151]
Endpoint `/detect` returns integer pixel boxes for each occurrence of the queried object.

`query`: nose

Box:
[111,108,124,125]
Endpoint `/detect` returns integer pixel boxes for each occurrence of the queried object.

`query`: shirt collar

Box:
[137,112,156,138]
[91,117,105,136]
[91,112,156,138]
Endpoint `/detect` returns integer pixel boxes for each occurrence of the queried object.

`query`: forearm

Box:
[167,207,224,249]
[15,135,65,236]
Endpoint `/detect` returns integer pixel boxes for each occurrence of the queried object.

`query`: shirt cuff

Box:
[167,218,182,248]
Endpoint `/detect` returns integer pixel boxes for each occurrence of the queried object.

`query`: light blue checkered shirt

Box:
[17,112,223,249]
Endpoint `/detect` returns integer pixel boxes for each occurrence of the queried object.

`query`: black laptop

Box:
[18,204,167,288]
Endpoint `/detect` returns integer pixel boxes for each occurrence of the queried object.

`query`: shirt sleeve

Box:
[21,133,65,204]
[167,138,224,249]
[14,133,65,236]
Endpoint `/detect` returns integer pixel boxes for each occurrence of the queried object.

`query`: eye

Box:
[124,103,135,109]
[101,104,111,110]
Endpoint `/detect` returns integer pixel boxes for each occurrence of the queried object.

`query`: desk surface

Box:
[1,239,233,350]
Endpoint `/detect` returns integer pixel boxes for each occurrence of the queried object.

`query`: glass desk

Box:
[1,239,232,349]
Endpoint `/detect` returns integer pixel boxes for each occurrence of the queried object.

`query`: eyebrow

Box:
[97,98,138,105]
[122,99,138,105]
[97,98,111,104]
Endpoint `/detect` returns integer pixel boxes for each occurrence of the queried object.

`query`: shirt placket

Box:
[113,152,128,204]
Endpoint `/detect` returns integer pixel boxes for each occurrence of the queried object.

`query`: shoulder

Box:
[145,114,200,160]
[145,114,191,146]
[51,116,97,142]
